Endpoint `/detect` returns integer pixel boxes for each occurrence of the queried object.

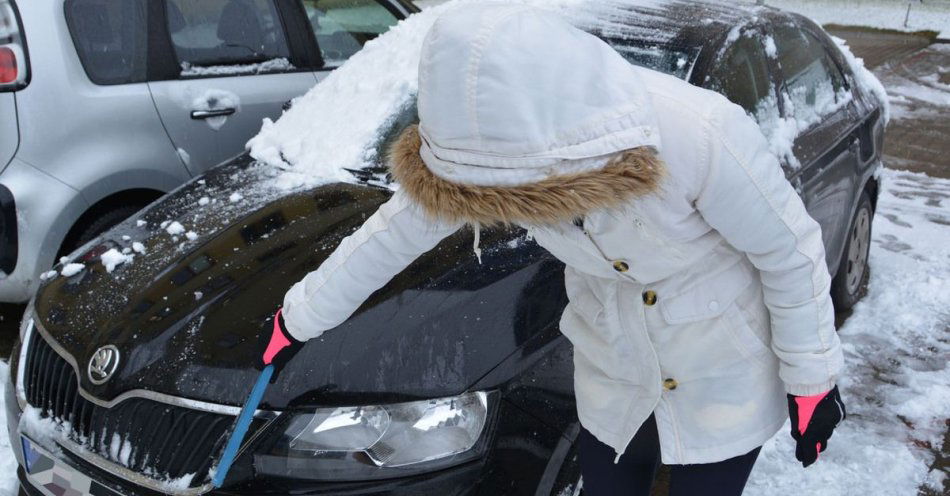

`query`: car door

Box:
[769,22,861,273]
[148,0,319,175]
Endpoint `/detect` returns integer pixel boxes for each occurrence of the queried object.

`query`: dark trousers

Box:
[578,415,760,496]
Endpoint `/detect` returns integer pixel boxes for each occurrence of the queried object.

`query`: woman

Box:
[260,5,846,495]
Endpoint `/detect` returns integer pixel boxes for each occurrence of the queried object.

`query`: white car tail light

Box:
[0,0,28,90]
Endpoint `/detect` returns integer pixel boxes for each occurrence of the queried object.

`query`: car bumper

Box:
[5,393,534,496]
[0,158,87,302]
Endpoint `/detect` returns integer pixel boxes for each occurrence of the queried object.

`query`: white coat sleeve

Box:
[695,101,843,396]
[281,189,463,341]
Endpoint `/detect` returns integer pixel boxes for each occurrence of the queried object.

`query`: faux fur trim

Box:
[388,125,665,226]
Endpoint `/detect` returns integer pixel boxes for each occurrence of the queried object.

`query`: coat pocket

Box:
[722,304,772,363]
[659,264,753,325]
[658,264,773,368]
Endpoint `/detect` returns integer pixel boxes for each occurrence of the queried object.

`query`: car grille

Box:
[22,332,236,488]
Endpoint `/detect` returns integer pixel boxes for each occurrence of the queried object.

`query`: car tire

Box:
[61,205,141,256]
[830,191,873,311]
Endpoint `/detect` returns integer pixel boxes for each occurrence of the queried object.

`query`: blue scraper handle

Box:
[212,364,274,488]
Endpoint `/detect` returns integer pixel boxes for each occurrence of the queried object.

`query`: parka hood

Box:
[393,3,667,225]
[415,3,663,188]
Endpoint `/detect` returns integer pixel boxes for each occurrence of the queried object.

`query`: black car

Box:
[5,2,885,495]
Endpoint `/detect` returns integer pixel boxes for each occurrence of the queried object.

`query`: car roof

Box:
[577,0,782,47]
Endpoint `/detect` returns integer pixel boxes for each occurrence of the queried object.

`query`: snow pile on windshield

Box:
[248,0,602,189]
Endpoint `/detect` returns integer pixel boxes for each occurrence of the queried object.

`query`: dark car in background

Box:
[5,1,885,495]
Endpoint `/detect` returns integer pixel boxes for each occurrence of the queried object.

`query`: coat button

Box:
[642,290,657,306]
[663,378,678,391]
[708,300,720,311]
[612,260,629,272]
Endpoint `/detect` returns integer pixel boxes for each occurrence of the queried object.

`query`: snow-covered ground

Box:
[746,168,950,495]
[767,0,950,38]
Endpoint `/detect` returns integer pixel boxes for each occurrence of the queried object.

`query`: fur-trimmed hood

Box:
[389,125,665,226]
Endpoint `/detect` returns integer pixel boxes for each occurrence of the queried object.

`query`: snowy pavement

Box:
[745,168,950,496]
[877,43,950,179]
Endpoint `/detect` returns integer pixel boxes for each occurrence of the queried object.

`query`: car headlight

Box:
[254,391,493,480]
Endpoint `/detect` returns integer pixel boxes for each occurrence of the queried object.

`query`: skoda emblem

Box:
[88,345,120,385]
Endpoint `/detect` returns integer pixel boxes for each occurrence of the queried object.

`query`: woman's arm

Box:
[281,188,463,341]
[695,100,844,396]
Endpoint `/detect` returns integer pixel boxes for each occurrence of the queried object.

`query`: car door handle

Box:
[191,108,236,120]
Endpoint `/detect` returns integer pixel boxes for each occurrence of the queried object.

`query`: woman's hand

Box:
[787,386,846,467]
[259,309,304,382]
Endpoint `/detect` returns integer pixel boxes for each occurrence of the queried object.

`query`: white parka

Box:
[282,5,843,465]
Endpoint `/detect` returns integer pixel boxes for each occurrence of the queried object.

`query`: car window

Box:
[301,0,400,68]
[706,30,778,126]
[165,0,294,77]
[65,0,149,85]
[607,40,700,81]
[772,23,849,125]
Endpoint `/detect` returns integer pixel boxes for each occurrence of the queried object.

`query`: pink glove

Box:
[259,309,304,382]
[787,386,846,467]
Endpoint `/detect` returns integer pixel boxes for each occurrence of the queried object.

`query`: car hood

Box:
[32,157,565,410]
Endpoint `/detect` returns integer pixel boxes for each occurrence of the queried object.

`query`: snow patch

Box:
[228,192,243,203]
[132,242,146,254]
[165,221,186,236]
[180,58,294,77]
[247,0,591,188]
[763,35,777,58]
[60,263,85,277]
[100,249,133,273]
[198,197,210,206]
[176,148,191,166]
